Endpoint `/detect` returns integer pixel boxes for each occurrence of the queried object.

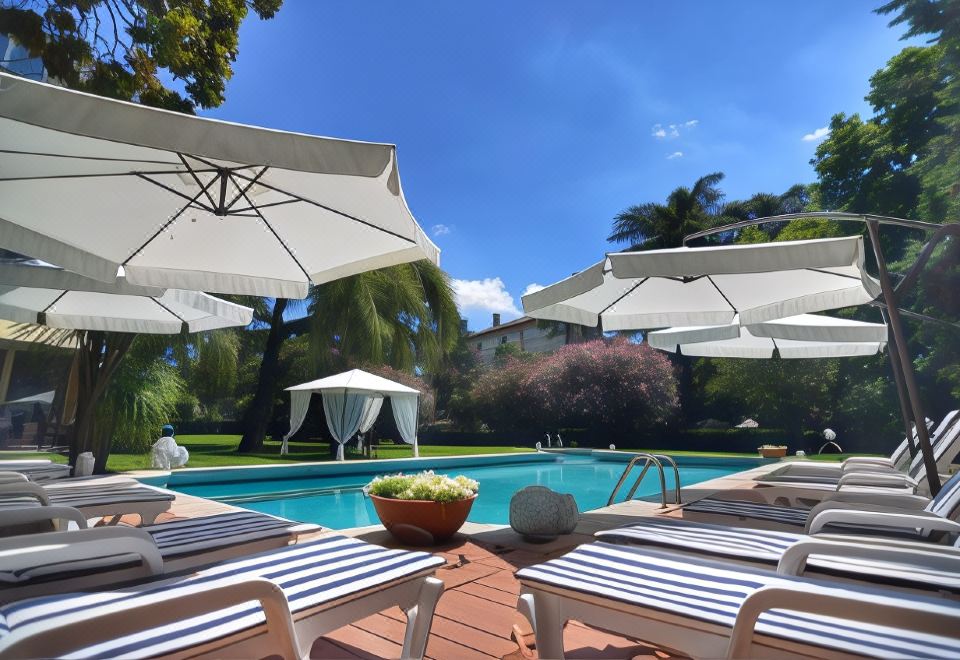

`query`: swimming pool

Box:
[165,452,759,529]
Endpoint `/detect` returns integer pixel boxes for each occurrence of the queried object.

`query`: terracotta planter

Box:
[758,446,788,458]
[370,494,476,546]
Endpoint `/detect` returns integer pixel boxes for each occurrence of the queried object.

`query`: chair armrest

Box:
[836,472,917,490]
[820,491,930,510]
[842,457,896,470]
[777,537,960,577]
[0,526,165,574]
[0,472,30,483]
[807,509,960,535]
[0,482,49,504]
[0,577,300,659]
[726,584,960,658]
[0,505,88,530]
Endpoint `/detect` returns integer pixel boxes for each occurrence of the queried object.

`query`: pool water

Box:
[172,454,743,529]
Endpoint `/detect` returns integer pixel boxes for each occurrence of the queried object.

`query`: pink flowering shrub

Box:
[469,339,679,431]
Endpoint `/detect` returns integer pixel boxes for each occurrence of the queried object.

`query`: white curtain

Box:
[280,390,312,455]
[322,391,370,460]
[391,393,420,458]
[356,395,384,450]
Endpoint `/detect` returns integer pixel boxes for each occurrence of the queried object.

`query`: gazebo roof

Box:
[286,369,418,396]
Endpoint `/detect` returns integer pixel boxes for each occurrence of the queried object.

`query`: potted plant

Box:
[758,444,788,459]
[365,471,479,546]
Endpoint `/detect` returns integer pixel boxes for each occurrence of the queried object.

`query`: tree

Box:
[1,0,283,111]
[236,260,459,452]
[608,172,733,250]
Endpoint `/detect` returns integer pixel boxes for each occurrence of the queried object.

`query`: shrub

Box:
[364,471,479,502]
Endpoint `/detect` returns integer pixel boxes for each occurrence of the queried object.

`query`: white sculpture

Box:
[151,426,188,469]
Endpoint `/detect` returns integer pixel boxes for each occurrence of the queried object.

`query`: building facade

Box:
[468,313,591,364]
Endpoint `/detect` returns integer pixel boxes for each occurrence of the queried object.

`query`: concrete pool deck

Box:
[136,458,783,658]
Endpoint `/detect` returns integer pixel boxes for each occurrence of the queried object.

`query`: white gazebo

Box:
[281,369,421,459]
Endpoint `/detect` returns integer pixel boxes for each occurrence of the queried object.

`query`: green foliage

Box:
[97,338,185,454]
[2,0,283,111]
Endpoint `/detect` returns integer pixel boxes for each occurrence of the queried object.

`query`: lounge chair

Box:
[0,508,321,600]
[0,479,173,524]
[595,518,960,594]
[515,541,960,659]
[757,410,960,485]
[682,459,960,531]
[0,462,72,482]
[0,535,445,659]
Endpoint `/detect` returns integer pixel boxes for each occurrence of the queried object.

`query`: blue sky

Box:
[203,1,919,331]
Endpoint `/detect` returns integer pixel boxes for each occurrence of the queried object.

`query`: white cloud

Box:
[452,277,521,317]
[802,126,830,142]
[652,119,698,140]
[431,223,451,236]
[666,151,684,160]
[522,283,545,297]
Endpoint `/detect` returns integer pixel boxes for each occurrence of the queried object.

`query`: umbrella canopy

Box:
[0,72,439,298]
[0,258,252,334]
[522,236,881,329]
[283,369,420,459]
[648,325,886,359]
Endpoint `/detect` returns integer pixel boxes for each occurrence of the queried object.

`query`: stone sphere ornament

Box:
[509,486,579,542]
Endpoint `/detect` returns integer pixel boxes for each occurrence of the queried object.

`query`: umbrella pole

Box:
[880,308,919,458]
[866,220,940,495]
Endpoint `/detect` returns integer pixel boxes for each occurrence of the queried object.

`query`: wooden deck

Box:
[147,462,778,658]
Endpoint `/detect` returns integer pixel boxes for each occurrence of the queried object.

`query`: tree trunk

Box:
[238,299,288,453]
[68,331,135,473]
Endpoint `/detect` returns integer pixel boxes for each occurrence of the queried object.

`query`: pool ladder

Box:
[606,453,682,509]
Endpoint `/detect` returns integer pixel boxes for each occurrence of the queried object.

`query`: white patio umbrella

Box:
[647,313,888,358]
[0,72,439,298]
[522,236,881,329]
[282,369,421,459]
[0,259,252,333]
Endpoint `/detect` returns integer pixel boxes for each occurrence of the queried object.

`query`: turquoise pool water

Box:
[170,454,747,529]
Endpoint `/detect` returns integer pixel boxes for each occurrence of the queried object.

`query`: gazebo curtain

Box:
[321,391,370,461]
[280,390,312,455]
[392,393,420,458]
[356,395,384,450]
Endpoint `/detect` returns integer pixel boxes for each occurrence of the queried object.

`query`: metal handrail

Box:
[651,453,682,505]
[607,453,670,508]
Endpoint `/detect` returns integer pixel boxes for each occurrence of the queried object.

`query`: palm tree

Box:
[236,260,459,453]
[723,184,813,241]
[607,172,730,250]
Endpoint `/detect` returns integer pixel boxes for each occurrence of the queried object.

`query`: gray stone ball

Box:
[509,485,579,542]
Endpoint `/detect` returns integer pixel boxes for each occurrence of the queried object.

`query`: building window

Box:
[499,336,508,345]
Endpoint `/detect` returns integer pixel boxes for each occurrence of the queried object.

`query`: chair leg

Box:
[532,592,566,660]
[400,577,444,660]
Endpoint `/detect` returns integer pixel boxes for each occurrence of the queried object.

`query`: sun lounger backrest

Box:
[926,471,960,519]
[908,412,960,480]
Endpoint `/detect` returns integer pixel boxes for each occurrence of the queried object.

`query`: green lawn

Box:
[0,435,867,473]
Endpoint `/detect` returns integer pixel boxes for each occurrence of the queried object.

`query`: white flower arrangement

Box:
[364,470,479,503]
[823,428,837,441]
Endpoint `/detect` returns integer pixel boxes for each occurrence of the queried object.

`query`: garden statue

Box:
[151,424,189,470]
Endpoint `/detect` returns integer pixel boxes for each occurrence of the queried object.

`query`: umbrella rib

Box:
[705,275,738,314]
[150,297,190,334]
[178,153,218,211]
[804,267,862,282]
[121,175,222,266]
[597,278,649,316]
[135,173,218,213]
[0,169,214,183]
[230,170,416,245]
[229,199,301,213]
[223,167,270,212]
[40,291,68,314]
[236,186,313,282]
[0,149,182,166]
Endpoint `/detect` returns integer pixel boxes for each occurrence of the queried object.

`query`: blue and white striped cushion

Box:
[43,483,174,507]
[517,542,960,658]
[146,511,320,558]
[683,498,809,526]
[595,518,960,592]
[909,416,960,479]
[0,535,444,658]
[926,471,960,519]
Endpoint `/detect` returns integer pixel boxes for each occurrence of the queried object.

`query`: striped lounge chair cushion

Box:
[517,542,960,658]
[6,465,72,482]
[146,511,320,558]
[0,535,444,658]
[0,497,42,511]
[595,518,960,593]
[43,483,174,507]
[683,498,810,525]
